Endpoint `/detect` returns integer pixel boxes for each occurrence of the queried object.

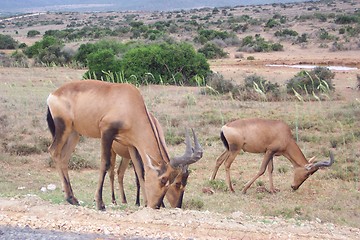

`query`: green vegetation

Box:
[239,35,283,52]
[27,30,41,37]
[194,29,233,44]
[274,29,298,37]
[0,34,18,49]
[23,36,72,66]
[198,42,228,59]
[286,67,335,97]
[84,42,210,86]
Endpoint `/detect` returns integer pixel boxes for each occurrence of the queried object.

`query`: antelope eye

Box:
[160,176,168,186]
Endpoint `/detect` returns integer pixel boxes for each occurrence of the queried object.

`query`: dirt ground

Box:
[1,195,359,240]
[0,54,359,239]
[1,1,360,239]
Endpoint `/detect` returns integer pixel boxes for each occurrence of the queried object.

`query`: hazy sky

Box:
[1,0,317,13]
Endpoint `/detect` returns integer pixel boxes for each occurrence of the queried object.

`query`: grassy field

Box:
[0,66,359,228]
[1,0,360,232]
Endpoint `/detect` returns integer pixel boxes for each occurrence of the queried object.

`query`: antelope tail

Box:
[220,131,229,151]
[47,106,56,138]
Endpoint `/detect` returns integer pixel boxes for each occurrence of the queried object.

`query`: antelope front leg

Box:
[117,157,131,204]
[129,147,147,206]
[210,150,230,180]
[109,149,117,205]
[95,126,118,210]
[267,158,279,193]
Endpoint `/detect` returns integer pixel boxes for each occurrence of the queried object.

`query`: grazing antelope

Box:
[109,113,197,208]
[46,80,202,210]
[108,114,197,208]
[210,118,334,193]
[109,129,196,208]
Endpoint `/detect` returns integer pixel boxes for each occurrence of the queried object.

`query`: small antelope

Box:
[210,118,334,193]
[109,128,197,208]
[47,80,202,210]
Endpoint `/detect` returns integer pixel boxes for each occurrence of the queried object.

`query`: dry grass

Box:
[0,66,359,228]
[0,0,359,230]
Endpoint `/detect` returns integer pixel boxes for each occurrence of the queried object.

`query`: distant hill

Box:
[1,0,317,13]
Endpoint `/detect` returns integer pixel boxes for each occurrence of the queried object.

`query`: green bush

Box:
[27,30,41,37]
[120,42,210,85]
[244,74,280,100]
[198,42,228,59]
[274,29,298,37]
[84,49,122,80]
[194,29,232,44]
[23,36,72,66]
[204,72,239,95]
[239,35,283,52]
[265,18,280,28]
[335,14,359,24]
[0,34,18,49]
[286,67,335,96]
[297,33,308,43]
[74,40,134,66]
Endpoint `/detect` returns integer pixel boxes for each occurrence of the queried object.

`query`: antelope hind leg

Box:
[242,151,274,194]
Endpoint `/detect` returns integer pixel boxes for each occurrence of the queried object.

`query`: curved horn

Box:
[188,128,203,164]
[170,129,193,168]
[170,128,203,168]
[312,151,335,168]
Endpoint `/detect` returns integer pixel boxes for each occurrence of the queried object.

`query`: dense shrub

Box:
[239,35,283,52]
[27,30,41,37]
[198,42,228,59]
[74,40,134,66]
[318,28,336,40]
[265,18,280,28]
[0,34,18,49]
[244,74,281,100]
[84,42,210,86]
[204,73,281,101]
[120,42,210,85]
[44,27,117,41]
[335,14,359,24]
[0,50,28,67]
[84,49,122,79]
[296,33,308,43]
[204,72,239,95]
[274,29,298,37]
[194,29,232,44]
[286,67,335,95]
[23,36,72,65]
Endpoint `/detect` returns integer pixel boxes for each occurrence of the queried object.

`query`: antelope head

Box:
[291,152,334,190]
[166,128,203,208]
[144,128,203,208]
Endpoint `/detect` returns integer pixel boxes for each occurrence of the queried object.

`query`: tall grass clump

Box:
[286,67,335,100]
[242,74,281,101]
[203,72,240,97]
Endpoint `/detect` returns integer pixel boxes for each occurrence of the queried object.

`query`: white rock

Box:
[47,184,56,191]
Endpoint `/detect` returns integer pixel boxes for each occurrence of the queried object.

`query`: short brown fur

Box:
[210,118,334,193]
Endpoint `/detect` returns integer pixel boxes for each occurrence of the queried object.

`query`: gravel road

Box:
[0,196,359,240]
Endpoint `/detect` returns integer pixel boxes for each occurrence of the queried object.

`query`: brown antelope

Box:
[109,129,197,208]
[46,80,202,210]
[210,118,334,193]
[108,116,198,208]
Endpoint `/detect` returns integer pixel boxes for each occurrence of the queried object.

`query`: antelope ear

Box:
[308,156,317,163]
[145,154,161,171]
